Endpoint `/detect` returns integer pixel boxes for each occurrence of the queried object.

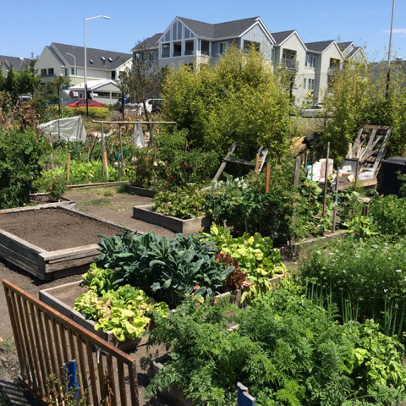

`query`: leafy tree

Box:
[161,45,293,156]
[119,42,163,122]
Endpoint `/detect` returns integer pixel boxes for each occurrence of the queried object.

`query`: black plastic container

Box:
[377,157,406,196]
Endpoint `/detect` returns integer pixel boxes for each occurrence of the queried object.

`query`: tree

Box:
[161,45,293,156]
[119,43,163,123]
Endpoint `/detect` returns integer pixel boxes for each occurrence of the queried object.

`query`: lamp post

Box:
[84,15,110,116]
[66,52,76,82]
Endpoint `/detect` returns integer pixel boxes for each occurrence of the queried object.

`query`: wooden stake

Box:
[101,123,106,177]
[354,158,360,190]
[153,140,157,186]
[265,162,271,193]
[254,153,260,175]
[322,142,330,218]
[66,153,71,184]
[294,157,301,188]
[118,124,125,174]
[103,150,109,179]
[332,168,339,232]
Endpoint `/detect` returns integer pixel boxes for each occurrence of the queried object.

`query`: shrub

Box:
[162,45,293,156]
[299,237,406,335]
[148,287,406,405]
[33,169,67,201]
[64,106,109,120]
[369,194,406,238]
[0,129,47,208]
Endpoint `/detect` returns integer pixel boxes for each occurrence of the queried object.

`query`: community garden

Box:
[0,46,406,406]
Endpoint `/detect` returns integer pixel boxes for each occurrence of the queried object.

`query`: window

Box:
[64,68,68,77]
[111,70,116,80]
[185,40,194,56]
[162,43,170,58]
[48,68,54,76]
[201,41,210,56]
[303,78,307,89]
[41,69,46,76]
[173,42,182,57]
[219,42,229,55]
[308,78,315,91]
[71,68,75,75]
[271,48,275,61]
[185,27,191,39]
[244,40,260,52]
[164,30,170,41]
[305,54,316,68]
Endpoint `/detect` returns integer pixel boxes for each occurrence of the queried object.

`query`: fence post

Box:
[237,383,255,406]
[294,157,301,188]
[265,162,271,193]
[322,142,330,217]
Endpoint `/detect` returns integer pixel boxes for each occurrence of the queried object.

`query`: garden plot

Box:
[0,206,124,280]
[133,204,211,234]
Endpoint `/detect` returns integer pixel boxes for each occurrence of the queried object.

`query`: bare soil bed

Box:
[0,208,123,251]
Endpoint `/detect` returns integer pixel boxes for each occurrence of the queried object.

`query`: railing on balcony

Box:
[281,58,298,71]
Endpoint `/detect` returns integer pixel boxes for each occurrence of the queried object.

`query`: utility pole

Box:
[386,0,396,99]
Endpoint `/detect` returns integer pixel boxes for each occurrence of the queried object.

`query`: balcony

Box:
[281,58,298,71]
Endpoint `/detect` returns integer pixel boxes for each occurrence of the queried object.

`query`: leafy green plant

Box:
[152,184,207,219]
[74,266,168,342]
[0,128,48,208]
[343,216,379,239]
[148,287,406,405]
[33,169,67,201]
[369,194,406,238]
[96,231,235,307]
[299,237,406,336]
[203,224,285,298]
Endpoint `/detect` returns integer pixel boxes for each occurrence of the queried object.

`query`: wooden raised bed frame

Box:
[133,204,211,234]
[39,280,141,350]
[125,184,157,198]
[0,205,125,280]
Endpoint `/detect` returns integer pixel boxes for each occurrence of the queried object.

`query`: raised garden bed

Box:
[0,206,125,280]
[125,184,157,198]
[29,193,73,206]
[133,204,211,234]
[39,280,142,350]
[280,229,346,260]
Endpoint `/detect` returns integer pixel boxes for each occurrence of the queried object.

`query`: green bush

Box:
[162,46,293,155]
[148,287,406,405]
[33,169,67,201]
[63,106,109,120]
[130,130,219,190]
[299,237,406,335]
[0,129,47,208]
[369,194,406,237]
[205,169,294,244]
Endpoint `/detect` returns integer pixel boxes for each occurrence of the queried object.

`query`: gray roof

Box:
[0,55,28,71]
[133,33,163,51]
[347,46,360,58]
[338,41,353,52]
[177,16,260,39]
[51,43,132,70]
[305,40,335,53]
[271,30,295,45]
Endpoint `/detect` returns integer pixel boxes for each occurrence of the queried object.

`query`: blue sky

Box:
[1,0,404,61]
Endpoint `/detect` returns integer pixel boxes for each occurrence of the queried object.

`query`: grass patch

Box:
[0,337,13,352]
[77,199,111,208]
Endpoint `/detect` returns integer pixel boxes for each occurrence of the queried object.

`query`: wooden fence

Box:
[3,279,139,406]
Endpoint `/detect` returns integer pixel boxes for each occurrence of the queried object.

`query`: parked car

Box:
[66,98,106,108]
[134,98,163,115]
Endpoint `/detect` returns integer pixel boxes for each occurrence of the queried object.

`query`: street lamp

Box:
[84,15,110,116]
[66,52,76,81]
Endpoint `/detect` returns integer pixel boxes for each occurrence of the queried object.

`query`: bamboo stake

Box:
[294,157,301,188]
[104,150,109,179]
[265,162,271,193]
[66,153,71,184]
[118,124,125,174]
[332,168,340,232]
[322,142,330,218]
[101,123,106,177]
[354,158,360,191]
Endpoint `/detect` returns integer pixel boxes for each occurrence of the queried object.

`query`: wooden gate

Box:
[3,279,140,406]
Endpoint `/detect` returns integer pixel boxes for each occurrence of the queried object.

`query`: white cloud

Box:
[381,28,406,35]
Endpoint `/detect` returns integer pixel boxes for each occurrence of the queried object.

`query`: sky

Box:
[0,0,405,62]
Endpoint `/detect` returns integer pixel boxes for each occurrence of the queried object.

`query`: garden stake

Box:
[67,153,71,184]
[254,153,260,174]
[294,157,301,188]
[265,162,271,193]
[332,168,339,232]
[118,124,125,174]
[103,150,109,179]
[354,158,360,190]
[101,123,105,177]
[322,142,330,217]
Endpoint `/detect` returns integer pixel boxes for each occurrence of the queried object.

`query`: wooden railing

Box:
[3,279,139,406]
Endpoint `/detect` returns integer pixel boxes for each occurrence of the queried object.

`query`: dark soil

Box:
[0,208,124,251]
